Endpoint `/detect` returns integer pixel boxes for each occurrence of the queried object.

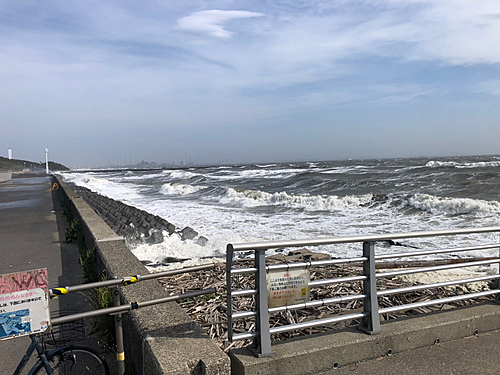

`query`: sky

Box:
[1,0,500,168]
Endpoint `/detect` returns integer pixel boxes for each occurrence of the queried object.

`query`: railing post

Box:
[359,241,381,334]
[250,249,273,357]
[112,285,126,375]
[497,239,500,303]
[226,244,234,342]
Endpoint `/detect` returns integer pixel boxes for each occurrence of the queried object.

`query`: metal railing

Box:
[50,263,217,374]
[226,226,500,357]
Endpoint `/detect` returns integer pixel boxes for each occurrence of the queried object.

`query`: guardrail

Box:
[50,263,217,374]
[226,227,500,357]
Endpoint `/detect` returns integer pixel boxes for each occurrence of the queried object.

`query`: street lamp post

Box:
[45,148,49,174]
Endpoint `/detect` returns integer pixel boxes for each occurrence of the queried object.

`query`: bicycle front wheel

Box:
[32,346,110,375]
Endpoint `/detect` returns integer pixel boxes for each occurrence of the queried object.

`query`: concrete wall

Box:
[54,175,230,375]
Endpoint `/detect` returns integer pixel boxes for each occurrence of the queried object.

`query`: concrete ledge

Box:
[229,303,500,375]
[54,175,230,375]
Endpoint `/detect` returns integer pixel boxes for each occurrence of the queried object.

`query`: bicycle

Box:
[13,310,109,375]
[7,263,216,375]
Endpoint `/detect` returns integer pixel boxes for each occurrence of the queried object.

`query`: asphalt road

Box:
[0,175,94,374]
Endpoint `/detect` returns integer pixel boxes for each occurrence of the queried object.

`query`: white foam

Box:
[458,161,500,168]
[208,168,304,180]
[131,234,214,263]
[396,268,496,292]
[426,161,459,168]
[160,182,205,195]
[163,170,201,179]
[221,188,373,211]
[426,160,500,168]
[408,194,500,215]
[61,173,142,201]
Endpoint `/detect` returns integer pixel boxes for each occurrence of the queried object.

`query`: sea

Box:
[60,155,500,272]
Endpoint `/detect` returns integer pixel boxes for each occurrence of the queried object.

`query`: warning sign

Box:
[266,268,310,308]
[0,269,50,340]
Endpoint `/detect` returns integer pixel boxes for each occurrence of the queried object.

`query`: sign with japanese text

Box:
[266,268,310,308]
[0,269,50,340]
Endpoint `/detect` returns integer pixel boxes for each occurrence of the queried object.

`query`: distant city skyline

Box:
[1,1,500,168]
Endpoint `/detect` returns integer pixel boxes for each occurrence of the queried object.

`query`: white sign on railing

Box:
[0,269,50,340]
[267,268,310,308]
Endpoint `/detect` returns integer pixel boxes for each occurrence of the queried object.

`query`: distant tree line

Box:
[0,156,69,172]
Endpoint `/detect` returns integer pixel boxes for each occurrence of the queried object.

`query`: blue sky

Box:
[1,0,500,167]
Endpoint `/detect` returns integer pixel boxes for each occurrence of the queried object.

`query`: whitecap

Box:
[408,194,500,215]
[221,188,373,211]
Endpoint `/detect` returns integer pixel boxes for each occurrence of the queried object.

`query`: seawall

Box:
[53,175,230,375]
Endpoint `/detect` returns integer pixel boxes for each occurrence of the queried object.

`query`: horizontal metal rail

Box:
[379,289,500,315]
[226,226,500,358]
[231,267,257,275]
[269,312,368,335]
[232,310,258,320]
[233,331,260,341]
[229,226,500,251]
[232,289,257,297]
[268,294,366,314]
[232,312,369,341]
[376,258,500,278]
[376,243,500,261]
[378,274,500,296]
[50,263,216,297]
[309,274,367,287]
[50,288,216,326]
[231,294,367,320]
[266,257,368,272]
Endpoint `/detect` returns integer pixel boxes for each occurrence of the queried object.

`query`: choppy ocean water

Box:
[61,155,500,268]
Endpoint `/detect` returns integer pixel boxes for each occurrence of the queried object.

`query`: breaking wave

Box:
[408,194,500,215]
[426,160,500,168]
[162,170,201,179]
[221,188,373,211]
[160,182,205,195]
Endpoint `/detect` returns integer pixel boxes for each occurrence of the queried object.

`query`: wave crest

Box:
[426,160,500,168]
[408,194,500,215]
[163,170,200,179]
[160,182,204,195]
[223,188,373,211]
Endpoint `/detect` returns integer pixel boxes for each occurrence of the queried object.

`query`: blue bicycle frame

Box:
[13,334,56,375]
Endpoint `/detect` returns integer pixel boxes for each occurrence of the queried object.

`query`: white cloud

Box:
[474,80,500,95]
[176,10,265,38]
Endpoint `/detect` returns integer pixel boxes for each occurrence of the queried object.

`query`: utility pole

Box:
[45,148,49,174]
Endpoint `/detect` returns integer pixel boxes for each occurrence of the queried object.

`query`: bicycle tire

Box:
[32,345,110,375]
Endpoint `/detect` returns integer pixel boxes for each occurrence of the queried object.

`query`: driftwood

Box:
[376,257,500,269]
[157,260,495,352]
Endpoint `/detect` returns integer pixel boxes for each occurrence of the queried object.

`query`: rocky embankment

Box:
[69,184,208,258]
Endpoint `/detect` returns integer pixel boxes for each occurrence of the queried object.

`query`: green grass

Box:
[62,201,116,351]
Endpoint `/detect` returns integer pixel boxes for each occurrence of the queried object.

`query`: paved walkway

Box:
[0,175,91,374]
[329,328,500,375]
